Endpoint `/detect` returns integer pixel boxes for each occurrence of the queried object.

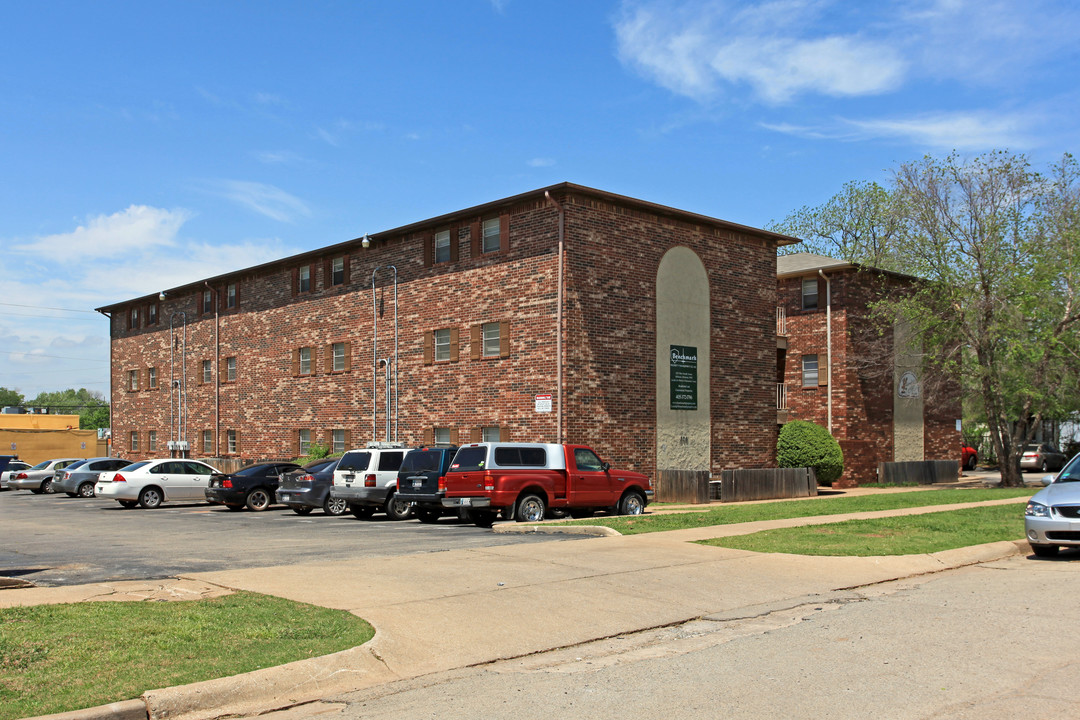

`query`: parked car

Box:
[1020,443,1068,473]
[204,461,303,511]
[393,445,460,523]
[8,457,84,493]
[330,443,412,520]
[0,460,32,490]
[1024,452,1080,557]
[961,445,977,471]
[96,459,220,508]
[53,457,132,497]
[276,458,345,515]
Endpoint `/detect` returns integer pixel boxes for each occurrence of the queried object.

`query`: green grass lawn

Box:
[559,487,1034,535]
[0,591,374,720]
[697,504,1025,555]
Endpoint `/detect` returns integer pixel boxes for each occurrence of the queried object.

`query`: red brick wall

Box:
[108,189,782,481]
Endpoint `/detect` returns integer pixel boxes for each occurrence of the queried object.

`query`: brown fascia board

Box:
[95,182,800,312]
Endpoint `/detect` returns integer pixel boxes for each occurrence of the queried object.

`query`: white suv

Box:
[329,443,412,520]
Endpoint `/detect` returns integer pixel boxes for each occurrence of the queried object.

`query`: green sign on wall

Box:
[670,345,698,410]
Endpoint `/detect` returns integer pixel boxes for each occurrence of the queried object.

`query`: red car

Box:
[961,445,977,471]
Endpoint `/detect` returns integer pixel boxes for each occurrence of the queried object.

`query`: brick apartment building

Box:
[97,183,798,480]
[776,253,961,486]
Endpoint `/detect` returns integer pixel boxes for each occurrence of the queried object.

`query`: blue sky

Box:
[2,0,1079,402]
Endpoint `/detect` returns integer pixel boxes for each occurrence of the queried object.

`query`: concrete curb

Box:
[20,700,146,720]
[492,523,621,536]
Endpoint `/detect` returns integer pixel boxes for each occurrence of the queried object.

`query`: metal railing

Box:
[776,306,787,336]
[777,383,788,410]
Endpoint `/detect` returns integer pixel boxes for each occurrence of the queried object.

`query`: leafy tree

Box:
[770,180,902,268]
[26,388,110,430]
[777,420,844,485]
[0,387,24,407]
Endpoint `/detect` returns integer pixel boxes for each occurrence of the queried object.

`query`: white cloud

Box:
[251,150,305,165]
[13,206,189,261]
[204,180,311,223]
[762,110,1038,150]
[528,157,556,167]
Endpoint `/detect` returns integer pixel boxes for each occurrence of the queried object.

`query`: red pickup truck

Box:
[429,442,653,528]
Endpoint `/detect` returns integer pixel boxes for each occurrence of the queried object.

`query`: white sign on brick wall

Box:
[535,394,552,413]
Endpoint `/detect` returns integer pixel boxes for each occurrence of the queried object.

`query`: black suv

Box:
[394,445,459,523]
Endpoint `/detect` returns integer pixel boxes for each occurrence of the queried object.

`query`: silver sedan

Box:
[1025,453,1080,557]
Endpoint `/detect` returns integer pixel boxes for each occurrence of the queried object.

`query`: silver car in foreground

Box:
[1025,452,1080,557]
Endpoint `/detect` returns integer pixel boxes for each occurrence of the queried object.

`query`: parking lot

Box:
[0,490,582,587]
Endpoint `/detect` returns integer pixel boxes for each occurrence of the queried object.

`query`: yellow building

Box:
[0,413,109,464]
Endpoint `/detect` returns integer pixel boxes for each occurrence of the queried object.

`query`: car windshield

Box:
[450,446,487,472]
[30,460,51,470]
[400,450,442,473]
[120,461,151,472]
[337,452,371,472]
[66,460,88,470]
[304,459,337,473]
[235,464,275,476]
[1055,454,1080,483]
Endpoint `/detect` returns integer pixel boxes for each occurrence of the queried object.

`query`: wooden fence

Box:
[655,469,711,504]
[716,468,818,503]
[878,460,959,485]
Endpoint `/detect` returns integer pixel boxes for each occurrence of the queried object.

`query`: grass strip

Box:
[695,504,1024,556]
[559,487,1033,535]
[0,591,373,720]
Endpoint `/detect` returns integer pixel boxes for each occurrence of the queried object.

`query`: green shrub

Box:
[777,420,844,485]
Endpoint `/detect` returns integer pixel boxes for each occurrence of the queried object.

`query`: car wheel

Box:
[515,493,546,523]
[384,492,413,521]
[618,491,646,516]
[119,500,139,508]
[1031,544,1059,558]
[78,482,95,498]
[41,478,55,494]
[245,488,272,511]
[1041,460,1049,473]
[323,496,348,516]
[416,509,441,524]
[350,504,375,519]
[292,506,314,515]
[964,455,976,471]
[138,487,163,509]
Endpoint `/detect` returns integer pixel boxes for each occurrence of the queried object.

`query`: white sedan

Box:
[96,459,220,508]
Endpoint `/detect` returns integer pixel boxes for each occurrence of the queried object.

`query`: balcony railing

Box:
[776,306,787,336]
[777,383,788,410]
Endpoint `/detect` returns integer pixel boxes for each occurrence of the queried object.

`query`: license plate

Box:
[280,494,290,502]
[412,479,422,488]
[461,497,471,506]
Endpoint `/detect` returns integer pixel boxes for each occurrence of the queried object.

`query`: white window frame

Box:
[433,427,451,445]
[299,265,311,292]
[482,218,500,253]
[226,283,237,308]
[434,230,451,263]
[299,347,312,375]
[802,277,818,310]
[331,257,345,285]
[148,430,157,452]
[299,429,312,455]
[130,431,139,452]
[202,359,213,384]
[482,322,500,357]
[148,367,157,389]
[128,370,139,391]
[202,429,213,454]
[226,357,237,382]
[331,429,345,454]
[802,355,819,387]
[227,429,237,454]
[482,426,501,442]
[332,343,346,372]
[434,328,451,362]
[130,307,139,329]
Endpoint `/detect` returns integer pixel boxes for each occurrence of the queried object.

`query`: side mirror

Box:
[601,462,611,472]
[1041,474,1054,486]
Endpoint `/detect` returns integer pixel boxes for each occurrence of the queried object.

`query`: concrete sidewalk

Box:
[8,495,1032,720]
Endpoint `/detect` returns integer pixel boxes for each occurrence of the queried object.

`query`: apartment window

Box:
[298,429,312,455]
[202,359,213,384]
[295,347,312,375]
[332,343,346,372]
[225,357,237,382]
[331,257,345,285]
[298,265,311,293]
[482,426,502,442]
[802,277,819,310]
[331,429,345,454]
[482,217,501,253]
[802,355,819,387]
[148,367,157,389]
[434,230,452,263]
[227,429,238,454]
[202,429,213,454]
[482,322,500,357]
[147,303,158,325]
[128,370,139,391]
[148,430,157,452]
[201,288,213,314]
[226,283,238,309]
[434,329,451,361]
[129,307,139,329]
[130,431,139,452]
[433,427,451,445]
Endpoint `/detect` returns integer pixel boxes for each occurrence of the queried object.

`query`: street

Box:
[0,490,581,587]
[282,552,1079,720]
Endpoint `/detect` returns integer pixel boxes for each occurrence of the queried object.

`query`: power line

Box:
[0,302,98,314]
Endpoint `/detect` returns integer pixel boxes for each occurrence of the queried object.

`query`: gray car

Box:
[53,457,132,497]
[1020,443,1068,473]
[1024,452,1080,557]
[7,457,84,493]
[1,460,32,490]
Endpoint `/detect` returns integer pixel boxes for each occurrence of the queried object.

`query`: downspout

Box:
[95,310,113,457]
[544,191,565,444]
[204,282,220,457]
[818,269,832,433]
